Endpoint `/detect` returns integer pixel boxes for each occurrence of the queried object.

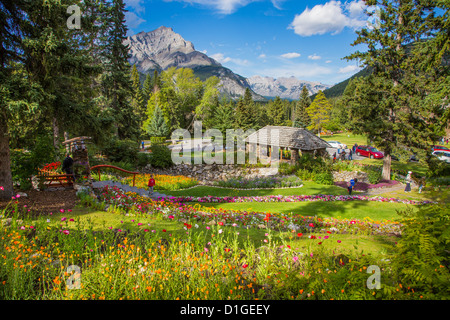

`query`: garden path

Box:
[92,180,168,199]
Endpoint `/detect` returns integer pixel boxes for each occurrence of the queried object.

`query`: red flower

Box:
[242,264,248,268]
[297,233,303,237]
[184,223,192,229]
[326,231,331,234]
[218,221,224,226]
[309,223,314,227]
[162,229,166,232]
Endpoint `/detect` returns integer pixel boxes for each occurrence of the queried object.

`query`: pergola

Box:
[245,126,331,163]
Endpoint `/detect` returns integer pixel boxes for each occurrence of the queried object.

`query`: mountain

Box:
[124,26,265,101]
[314,66,372,100]
[247,75,332,100]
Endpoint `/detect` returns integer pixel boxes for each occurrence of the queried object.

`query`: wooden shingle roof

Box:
[245,126,331,151]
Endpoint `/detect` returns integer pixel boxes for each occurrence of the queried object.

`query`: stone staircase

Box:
[92,180,168,200]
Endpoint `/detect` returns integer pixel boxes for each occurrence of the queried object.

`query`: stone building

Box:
[245,126,332,163]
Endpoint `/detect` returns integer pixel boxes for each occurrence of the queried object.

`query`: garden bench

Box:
[38,174,75,189]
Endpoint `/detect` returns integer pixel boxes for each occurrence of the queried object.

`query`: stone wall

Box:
[142,163,278,185]
[332,170,369,183]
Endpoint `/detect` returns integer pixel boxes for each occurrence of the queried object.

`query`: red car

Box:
[355,145,384,159]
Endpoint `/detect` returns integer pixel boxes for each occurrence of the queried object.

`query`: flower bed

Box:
[121,174,198,191]
[95,186,409,236]
[158,193,433,206]
[214,175,302,189]
[334,179,400,192]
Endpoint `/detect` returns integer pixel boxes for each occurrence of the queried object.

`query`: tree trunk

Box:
[64,131,70,154]
[53,117,60,153]
[0,110,14,200]
[382,154,392,181]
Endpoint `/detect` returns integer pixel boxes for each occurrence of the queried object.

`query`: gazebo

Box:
[245,126,332,163]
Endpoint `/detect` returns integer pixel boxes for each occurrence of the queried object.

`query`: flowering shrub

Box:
[215,175,302,189]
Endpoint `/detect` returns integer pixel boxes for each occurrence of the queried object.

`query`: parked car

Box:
[355,145,384,159]
[432,150,450,163]
[327,141,347,149]
[431,145,450,152]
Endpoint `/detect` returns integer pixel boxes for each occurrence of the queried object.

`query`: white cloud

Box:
[165,0,284,14]
[308,54,321,60]
[338,65,360,73]
[258,54,267,59]
[325,60,332,64]
[125,0,145,13]
[288,0,367,37]
[211,53,249,66]
[281,52,301,59]
[125,11,146,31]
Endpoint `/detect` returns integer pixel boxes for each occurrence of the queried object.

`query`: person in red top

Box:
[148,175,155,195]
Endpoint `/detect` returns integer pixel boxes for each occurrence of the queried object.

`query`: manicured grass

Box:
[192,200,415,221]
[167,181,349,197]
[45,207,397,258]
[321,132,368,148]
[359,158,429,176]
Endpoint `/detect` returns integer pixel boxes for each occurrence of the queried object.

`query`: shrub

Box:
[102,138,139,164]
[137,153,151,168]
[278,162,300,175]
[313,172,334,185]
[366,169,382,184]
[149,144,173,169]
[150,137,166,145]
[391,203,450,299]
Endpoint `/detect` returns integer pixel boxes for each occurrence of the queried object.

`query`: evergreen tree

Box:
[345,0,448,180]
[306,90,332,135]
[101,0,137,140]
[130,64,145,123]
[142,73,152,105]
[294,85,311,128]
[145,104,169,138]
[211,98,235,135]
[267,96,286,126]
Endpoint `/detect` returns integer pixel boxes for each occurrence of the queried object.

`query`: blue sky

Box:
[124,0,375,85]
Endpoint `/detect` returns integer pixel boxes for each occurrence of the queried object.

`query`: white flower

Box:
[218,229,223,234]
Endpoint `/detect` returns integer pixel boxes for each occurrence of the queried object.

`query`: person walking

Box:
[141,141,145,150]
[349,149,353,160]
[352,143,358,154]
[148,175,155,195]
[348,178,357,195]
[404,171,412,193]
[332,152,336,162]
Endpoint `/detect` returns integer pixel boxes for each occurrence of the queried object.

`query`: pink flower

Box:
[59,209,64,213]
[0,186,4,191]
[16,194,20,198]
[62,230,70,235]
[293,256,299,262]
[69,219,74,222]
[61,217,67,222]
[337,240,342,243]
[68,209,72,212]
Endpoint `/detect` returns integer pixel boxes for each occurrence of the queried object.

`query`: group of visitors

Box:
[440,137,449,145]
[332,143,358,162]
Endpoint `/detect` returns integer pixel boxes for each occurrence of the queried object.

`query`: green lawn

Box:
[321,132,368,148]
[167,181,349,197]
[44,207,398,259]
[191,200,414,221]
